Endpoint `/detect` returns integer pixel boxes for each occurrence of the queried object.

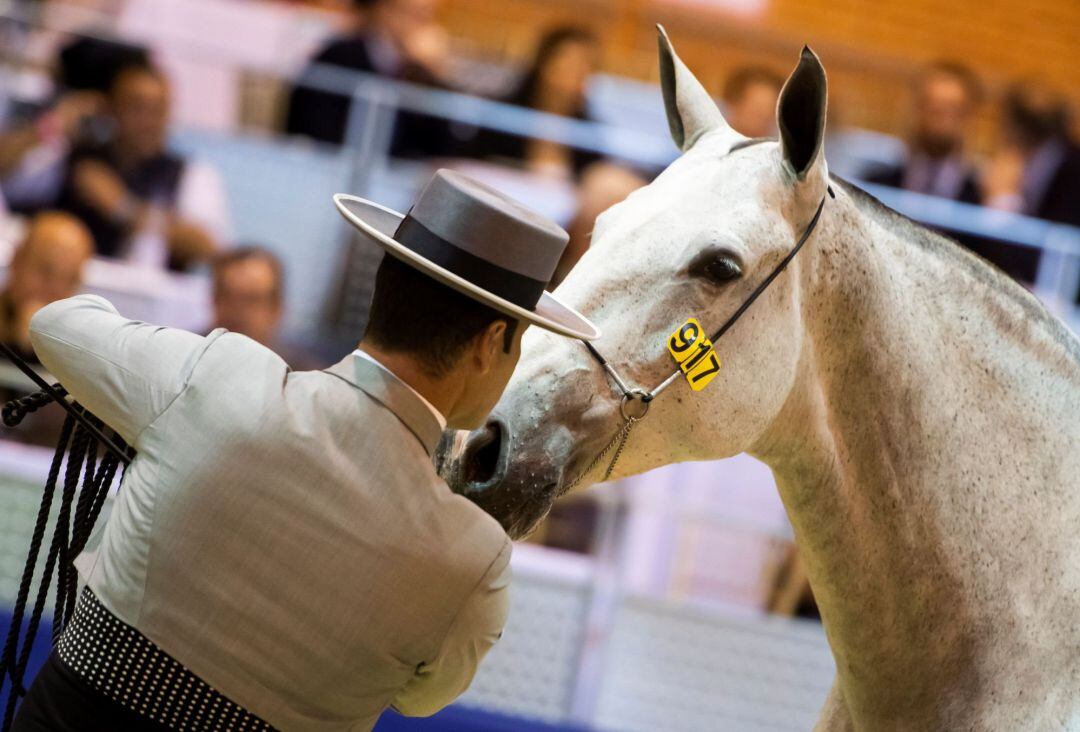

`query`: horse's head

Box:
[445,29,832,538]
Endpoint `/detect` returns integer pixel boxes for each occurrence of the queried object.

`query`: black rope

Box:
[709,186,834,344]
[50,423,89,643]
[0,416,72,703]
[0,342,133,465]
[0,354,132,730]
[1,386,65,427]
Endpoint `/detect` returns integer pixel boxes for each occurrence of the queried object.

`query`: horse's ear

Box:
[777,46,828,180]
[657,25,729,151]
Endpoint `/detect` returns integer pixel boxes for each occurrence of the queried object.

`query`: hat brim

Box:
[333,194,600,340]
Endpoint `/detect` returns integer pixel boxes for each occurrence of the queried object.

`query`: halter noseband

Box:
[566,186,834,491]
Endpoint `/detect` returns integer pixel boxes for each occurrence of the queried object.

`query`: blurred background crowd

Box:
[0,0,1077,729]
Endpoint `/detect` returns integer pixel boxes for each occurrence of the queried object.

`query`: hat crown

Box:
[407,170,569,282]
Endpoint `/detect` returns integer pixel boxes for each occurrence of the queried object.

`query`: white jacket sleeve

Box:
[391,538,512,717]
[28,294,215,448]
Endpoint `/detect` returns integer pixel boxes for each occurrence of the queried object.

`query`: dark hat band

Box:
[394,215,548,310]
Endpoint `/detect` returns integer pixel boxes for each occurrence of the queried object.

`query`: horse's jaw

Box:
[441,416,573,539]
[442,310,703,538]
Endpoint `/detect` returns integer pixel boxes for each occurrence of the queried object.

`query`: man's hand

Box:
[0,91,103,177]
[70,160,144,228]
[72,160,139,224]
[54,91,106,140]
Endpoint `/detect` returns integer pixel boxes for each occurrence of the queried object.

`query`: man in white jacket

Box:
[12,169,598,731]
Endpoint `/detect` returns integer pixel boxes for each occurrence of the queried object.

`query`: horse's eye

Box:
[690,250,743,284]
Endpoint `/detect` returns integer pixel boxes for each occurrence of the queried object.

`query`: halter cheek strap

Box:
[567,186,833,490]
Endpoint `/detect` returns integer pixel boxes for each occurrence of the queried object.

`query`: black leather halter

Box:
[567,186,834,490]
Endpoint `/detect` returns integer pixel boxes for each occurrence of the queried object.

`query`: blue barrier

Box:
[0,612,590,732]
[375,706,591,732]
[0,614,52,722]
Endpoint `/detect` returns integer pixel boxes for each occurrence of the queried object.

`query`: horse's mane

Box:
[833,177,1080,364]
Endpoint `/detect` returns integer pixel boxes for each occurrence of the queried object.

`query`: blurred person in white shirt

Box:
[1,63,230,271]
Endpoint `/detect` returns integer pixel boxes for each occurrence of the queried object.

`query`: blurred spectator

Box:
[983,83,1080,228]
[467,26,602,180]
[438,26,603,286]
[0,1,137,103]
[0,212,93,447]
[721,66,783,139]
[559,161,644,286]
[865,61,982,203]
[284,0,454,157]
[0,211,93,362]
[1,63,230,270]
[210,246,318,370]
[57,35,151,95]
[461,25,645,286]
[0,89,104,184]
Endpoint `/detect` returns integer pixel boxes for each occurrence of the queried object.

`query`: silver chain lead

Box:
[562,415,638,492]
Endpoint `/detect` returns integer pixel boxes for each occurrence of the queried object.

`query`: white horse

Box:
[445,28,1080,730]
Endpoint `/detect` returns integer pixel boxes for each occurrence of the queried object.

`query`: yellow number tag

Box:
[666,317,722,392]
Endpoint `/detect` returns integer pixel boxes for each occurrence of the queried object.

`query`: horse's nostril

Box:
[462,419,507,488]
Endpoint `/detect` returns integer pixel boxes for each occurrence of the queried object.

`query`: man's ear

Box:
[777,46,828,182]
[472,319,507,375]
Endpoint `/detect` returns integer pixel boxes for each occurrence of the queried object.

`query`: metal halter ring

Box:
[620,389,652,422]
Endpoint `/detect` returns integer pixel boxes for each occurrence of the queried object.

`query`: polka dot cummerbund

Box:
[57,587,277,731]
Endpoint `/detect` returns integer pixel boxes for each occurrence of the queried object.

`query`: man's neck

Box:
[356,342,462,422]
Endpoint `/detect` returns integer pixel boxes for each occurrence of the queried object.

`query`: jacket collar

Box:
[323,354,444,456]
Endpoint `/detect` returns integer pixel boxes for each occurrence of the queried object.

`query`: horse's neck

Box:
[752,188,1080,724]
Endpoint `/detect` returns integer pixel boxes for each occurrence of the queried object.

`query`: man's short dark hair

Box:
[722,66,785,104]
[364,256,517,378]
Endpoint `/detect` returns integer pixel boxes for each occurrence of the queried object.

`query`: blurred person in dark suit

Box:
[0,211,92,446]
[982,83,1080,228]
[284,0,454,157]
[721,65,784,139]
[467,26,603,179]
[209,246,319,370]
[984,83,1080,302]
[865,61,983,203]
[559,161,644,286]
[1,63,230,271]
[464,26,645,286]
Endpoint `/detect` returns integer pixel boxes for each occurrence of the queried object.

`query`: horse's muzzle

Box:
[460,418,508,489]
[445,417,559,538]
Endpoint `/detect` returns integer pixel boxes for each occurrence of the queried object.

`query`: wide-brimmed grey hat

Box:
[333,169,600,340]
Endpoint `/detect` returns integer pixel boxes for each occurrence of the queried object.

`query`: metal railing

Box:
[277,58,1080,320]
[6,2,1075,319]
